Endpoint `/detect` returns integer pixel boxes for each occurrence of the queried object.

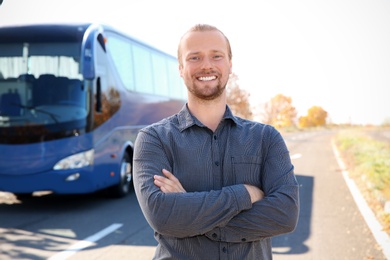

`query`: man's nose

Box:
[200,57,213,69]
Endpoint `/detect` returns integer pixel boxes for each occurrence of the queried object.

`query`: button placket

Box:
[220,243,228,255]
[211,132,222,188]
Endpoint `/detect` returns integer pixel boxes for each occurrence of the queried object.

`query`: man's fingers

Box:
[162,169,176,180]
[161,169,181,187]
[154,169,186,193]
[154,175,172,187]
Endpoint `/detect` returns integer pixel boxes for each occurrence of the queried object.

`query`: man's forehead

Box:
[183,30,224,41]
[181,30,228,52]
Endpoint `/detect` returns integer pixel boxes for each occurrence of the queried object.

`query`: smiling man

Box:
[133,24,299,260]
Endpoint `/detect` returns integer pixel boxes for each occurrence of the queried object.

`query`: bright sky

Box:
[1,0,389,125]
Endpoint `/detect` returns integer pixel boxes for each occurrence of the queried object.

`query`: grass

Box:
[334,127,390,234]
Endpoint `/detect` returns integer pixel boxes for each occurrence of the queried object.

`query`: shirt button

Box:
[213,135,217,140]
[222,247,227,253]
[212,233,218,239]
[241,238,247,242]
[215,161,219,166]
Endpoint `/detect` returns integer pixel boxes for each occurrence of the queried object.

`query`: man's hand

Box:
[154,169,186,193]
[244,184,264,203]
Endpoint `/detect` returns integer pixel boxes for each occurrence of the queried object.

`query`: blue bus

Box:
[0,23,186,198]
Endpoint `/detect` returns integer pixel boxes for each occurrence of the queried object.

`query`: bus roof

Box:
[0,23,176,59]
[0,23,92,43]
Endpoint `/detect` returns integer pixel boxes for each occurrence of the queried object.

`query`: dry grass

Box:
[334,127,390,234]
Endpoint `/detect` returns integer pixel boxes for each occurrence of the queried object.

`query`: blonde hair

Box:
[177,24,232,66]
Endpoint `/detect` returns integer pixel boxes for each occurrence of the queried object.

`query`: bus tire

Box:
[108,153,133,198]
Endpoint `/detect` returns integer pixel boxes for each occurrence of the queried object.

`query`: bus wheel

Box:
[108,153,133,198]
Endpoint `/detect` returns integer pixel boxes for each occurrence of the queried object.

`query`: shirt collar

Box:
[177,103,241,132]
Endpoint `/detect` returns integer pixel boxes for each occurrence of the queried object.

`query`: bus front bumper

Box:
[0,167,107,194]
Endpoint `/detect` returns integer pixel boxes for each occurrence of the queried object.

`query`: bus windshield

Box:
[0,42,89,144]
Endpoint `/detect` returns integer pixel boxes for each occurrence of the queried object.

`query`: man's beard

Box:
[186,77,227,101]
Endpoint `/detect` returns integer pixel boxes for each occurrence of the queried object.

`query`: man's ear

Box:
[179,65,184,78]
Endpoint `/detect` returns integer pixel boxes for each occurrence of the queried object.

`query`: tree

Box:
[299,106,328,128]
[226,73,252,119]
[262,94,297,128]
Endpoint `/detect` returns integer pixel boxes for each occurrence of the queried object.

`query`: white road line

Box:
[332,141,390,259]
[290,153,302,160]
[49,223,123,260]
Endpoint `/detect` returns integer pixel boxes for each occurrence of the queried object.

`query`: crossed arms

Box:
[133,127,299,243]
[155,168,264,203]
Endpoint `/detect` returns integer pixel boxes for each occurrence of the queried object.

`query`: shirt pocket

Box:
[231,156,262,187]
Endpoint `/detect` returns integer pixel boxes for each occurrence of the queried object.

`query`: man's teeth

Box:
[198,76,216,81]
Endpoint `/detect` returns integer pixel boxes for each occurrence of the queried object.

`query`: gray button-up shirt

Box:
[133,105,299,260]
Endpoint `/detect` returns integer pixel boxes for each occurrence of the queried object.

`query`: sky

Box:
[1,0,389,125]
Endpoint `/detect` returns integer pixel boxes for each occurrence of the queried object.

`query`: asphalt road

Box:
[0,129,387,259]
[274,130,386,259]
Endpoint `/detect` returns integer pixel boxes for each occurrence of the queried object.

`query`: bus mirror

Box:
[95,77,102,113]
[97,33,106,52]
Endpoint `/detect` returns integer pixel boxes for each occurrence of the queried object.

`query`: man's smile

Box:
[197,76,217,81]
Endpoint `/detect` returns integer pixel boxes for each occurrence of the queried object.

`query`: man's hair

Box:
[177,24,232,66]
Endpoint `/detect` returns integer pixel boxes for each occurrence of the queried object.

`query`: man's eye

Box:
[189,57,199,61]
[214,55,223,59]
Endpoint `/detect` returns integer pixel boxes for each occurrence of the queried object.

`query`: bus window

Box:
[152,53,169,97]
[106,35,135,91]
[132,44,154,94]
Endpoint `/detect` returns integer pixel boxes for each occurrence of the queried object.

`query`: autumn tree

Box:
[226,73,252,119]
[298,106,328,128]
[262,94,297,128]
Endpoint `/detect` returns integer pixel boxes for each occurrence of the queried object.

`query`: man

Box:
[133,24,299,260]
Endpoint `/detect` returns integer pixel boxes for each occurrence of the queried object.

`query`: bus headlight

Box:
[53,149,94,170]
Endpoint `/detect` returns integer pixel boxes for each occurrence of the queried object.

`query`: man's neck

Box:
[187,96,226,132]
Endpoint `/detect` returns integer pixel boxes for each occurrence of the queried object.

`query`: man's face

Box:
[179,30,232,101]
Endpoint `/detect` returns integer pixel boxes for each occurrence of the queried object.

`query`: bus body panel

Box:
[0,135,92,175]
[0,95,183,194]
[0,166,96,194]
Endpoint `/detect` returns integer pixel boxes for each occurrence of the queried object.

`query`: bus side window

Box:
[95,77,102,113]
